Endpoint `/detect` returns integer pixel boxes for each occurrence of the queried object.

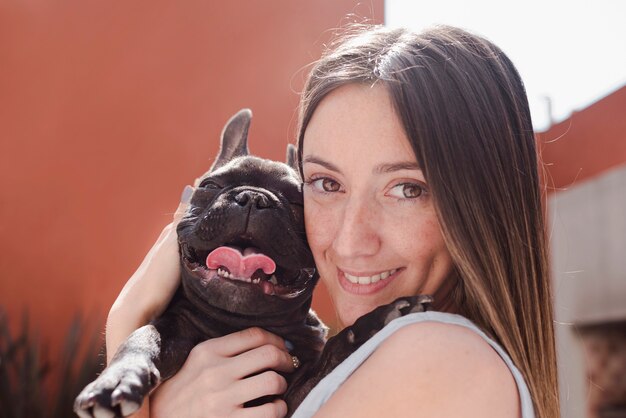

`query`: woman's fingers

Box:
[149,328,293,418]
[231,344,296,379]
[185,328,295,383]
[229,371,288,406]
[198,327,290,358]
[232,398,288,418]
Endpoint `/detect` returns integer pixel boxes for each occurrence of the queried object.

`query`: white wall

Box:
[549,164,626,417]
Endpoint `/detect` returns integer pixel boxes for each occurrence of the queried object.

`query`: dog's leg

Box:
[74,315,196,418]
[74,324,162,418]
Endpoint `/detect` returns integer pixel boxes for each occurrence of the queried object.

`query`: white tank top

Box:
[291,311,535,418]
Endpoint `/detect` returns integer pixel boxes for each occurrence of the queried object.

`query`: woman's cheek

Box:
[304,196,326,251]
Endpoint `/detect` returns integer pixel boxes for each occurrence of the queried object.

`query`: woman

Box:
[107,25,559,418]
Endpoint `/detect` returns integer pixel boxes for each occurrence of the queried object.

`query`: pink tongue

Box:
[206,247,276,278]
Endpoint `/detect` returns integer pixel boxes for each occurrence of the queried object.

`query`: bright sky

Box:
[386,0,626,131]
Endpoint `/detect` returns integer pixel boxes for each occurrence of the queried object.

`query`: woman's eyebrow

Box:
[303,156,421,175]
[374,161,422,173]
[302,155,342,174]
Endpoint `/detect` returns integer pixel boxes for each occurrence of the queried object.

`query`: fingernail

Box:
[285,340,294,352]
[180,185,194,203]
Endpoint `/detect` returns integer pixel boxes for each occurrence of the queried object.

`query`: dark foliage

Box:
[0,308,104,418]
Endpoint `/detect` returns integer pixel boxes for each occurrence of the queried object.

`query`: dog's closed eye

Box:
[199,180,223,189]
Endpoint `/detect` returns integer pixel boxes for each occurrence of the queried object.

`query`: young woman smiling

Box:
[106,25,559,418]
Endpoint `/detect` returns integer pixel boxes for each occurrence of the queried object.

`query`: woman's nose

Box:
[331,199,381,260]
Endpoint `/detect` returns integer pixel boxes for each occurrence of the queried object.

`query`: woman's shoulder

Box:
[315,318,521,418]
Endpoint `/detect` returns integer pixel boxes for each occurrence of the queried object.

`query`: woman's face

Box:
[302,83,455,327]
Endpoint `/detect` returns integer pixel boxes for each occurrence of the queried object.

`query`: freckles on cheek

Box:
[306,211,342,272]
[304,205,328,249]
[424,226,451,266]
[402,217,447,256]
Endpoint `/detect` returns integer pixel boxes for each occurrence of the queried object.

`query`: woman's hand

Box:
[150,327,295,418]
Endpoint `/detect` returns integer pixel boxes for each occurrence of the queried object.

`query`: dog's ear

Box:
[211,109,252,171]
[286,144,298,170]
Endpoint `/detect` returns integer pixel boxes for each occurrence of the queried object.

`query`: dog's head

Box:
[177,109,317,316]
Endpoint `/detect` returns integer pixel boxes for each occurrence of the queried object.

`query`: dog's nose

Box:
[234,190,271,209]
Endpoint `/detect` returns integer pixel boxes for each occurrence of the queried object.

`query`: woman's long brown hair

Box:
[296,25,559,418]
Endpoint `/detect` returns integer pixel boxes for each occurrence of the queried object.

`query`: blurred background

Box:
[0,1,624,417]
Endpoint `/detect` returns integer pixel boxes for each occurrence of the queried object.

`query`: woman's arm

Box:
[106,185,193,365]
[106,222,182,364]
[314,321,521,418]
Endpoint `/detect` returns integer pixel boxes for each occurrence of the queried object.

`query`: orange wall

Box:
[538,85,626,192]
[0,1,383,359]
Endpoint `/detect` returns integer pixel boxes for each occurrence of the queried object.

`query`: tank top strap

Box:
[291,311,535,418]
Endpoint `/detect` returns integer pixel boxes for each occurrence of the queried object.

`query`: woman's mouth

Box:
[337,267,402,295]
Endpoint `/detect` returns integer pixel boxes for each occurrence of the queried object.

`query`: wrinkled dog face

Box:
[176,110,317,315]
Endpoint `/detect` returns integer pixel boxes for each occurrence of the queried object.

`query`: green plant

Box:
[0,308,104,418]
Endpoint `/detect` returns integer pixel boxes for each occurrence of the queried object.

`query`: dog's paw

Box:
[380,295,433,326]
[344,295,433,345]
[74,360,160,418]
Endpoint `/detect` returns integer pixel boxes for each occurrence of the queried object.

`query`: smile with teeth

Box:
[343,269,398,285]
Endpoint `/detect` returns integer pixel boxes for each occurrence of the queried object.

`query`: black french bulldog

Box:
[74,109,432,418]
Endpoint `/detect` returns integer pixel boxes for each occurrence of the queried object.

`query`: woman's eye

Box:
[310,177,341,193]
[388,183,424,199]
